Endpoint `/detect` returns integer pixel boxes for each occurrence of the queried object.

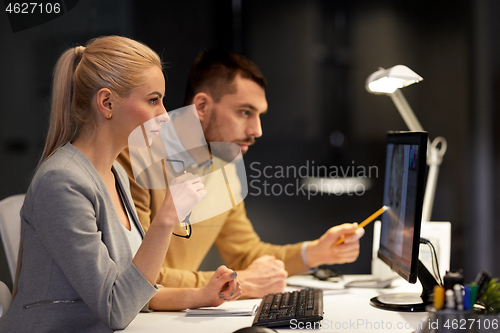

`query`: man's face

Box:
[202,74,268,154]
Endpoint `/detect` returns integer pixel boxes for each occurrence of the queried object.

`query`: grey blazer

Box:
[0,143,157,333]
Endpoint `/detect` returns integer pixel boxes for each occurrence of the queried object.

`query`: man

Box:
[117,49,364,298]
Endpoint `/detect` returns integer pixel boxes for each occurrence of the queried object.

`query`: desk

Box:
[119,276,428,333]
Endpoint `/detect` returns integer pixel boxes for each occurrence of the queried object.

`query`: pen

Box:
[445,289,455,309]
[454,284,464,310]
[470,283,478,309]
[463,285,471,310]
[434,285,445,310]
[332,206,389,247]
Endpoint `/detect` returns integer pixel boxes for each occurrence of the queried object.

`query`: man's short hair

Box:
[183,49,267,105]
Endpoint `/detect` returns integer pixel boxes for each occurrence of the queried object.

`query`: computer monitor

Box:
[370,131,438,312]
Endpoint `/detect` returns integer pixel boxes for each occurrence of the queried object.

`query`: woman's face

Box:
[118,66,170,147]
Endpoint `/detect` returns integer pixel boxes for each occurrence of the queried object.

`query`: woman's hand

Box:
[199,265,242,307]
[148,266,241,311]
[155,172,206,228]
[169,173,206,223]
[136,173,205,284]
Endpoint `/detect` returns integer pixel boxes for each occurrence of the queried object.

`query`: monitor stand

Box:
[370,260,438,312]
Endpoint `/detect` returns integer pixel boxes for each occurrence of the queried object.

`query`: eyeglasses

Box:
[166,159,192,239]
[173,212,192,238]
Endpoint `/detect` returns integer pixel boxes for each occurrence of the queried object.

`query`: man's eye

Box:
[240,110,250,116]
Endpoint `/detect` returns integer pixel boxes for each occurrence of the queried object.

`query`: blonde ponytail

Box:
[40,48,80,163]
[39,36,162,165]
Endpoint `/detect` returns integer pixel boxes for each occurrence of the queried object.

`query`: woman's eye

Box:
[150,98,158,105]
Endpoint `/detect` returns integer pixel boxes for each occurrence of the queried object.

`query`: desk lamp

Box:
[365,65,447,222]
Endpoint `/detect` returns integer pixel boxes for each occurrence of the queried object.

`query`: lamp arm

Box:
[390,89,425,132]
[389,88,448,221]
[422,152,440,222]
[421,137,447,222]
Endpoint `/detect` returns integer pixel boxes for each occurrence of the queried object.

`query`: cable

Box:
[420,237,443,286]
[428,241,443,286]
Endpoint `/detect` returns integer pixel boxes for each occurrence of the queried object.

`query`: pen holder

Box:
[421,307,478,333]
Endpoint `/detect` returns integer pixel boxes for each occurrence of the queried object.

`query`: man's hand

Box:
[237,255,288,298]
[305,223,365,269]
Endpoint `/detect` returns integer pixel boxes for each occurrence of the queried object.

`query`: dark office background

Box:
[1,0,500,285]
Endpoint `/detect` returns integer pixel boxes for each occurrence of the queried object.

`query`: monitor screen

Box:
[378,131,428,284]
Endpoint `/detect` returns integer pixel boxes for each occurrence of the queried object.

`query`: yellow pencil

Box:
[332,206,389,247]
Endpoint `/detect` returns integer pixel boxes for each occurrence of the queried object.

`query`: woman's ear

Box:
[192,92,212,122]
[95,88,113,119]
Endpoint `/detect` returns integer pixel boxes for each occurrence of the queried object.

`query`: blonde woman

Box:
[0,36,240,333]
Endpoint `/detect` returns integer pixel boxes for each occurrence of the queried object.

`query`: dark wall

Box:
[1,0,499,282]
[133,0,234,111]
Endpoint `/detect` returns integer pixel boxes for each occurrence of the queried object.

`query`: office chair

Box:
[0,280,11,317]
[0,194,25,283]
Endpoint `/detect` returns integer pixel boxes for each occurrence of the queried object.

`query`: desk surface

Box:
[119,275,428,333]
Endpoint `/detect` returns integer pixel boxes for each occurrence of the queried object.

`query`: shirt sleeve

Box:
[156,267,214,288]
[30,168,157,329]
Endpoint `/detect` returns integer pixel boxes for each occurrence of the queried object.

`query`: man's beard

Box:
[203,107,255,162]
[202,108,224,144]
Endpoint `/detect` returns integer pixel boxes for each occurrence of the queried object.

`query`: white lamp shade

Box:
[366,65,423,94]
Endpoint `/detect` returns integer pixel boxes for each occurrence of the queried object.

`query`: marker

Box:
[454,284,464,311]
[445,289,455,309]
[434,285,445,310]
[332,206,389,247]
[470,283,478,309]
[463,285,471,310]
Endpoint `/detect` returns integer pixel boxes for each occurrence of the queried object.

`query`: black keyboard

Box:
[252,288,323,328]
